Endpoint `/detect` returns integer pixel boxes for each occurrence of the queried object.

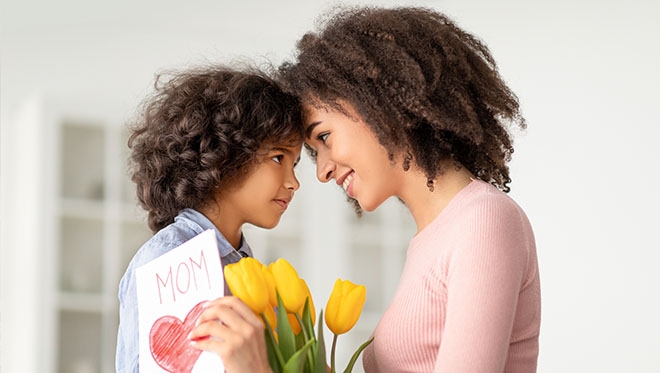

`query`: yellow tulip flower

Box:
[268,258,306,313]
[263,305,277,330]
[224,257,269,315]
[262,264,278,307]
[325,279,366,335]
[287,312,302,335]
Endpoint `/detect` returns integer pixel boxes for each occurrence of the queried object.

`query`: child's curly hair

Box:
[279,6,525,192]
[128,66,303,232]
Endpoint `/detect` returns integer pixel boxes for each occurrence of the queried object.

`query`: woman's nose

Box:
[316,153,335,183]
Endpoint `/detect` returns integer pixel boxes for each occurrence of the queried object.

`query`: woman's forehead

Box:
[302,100,359,122]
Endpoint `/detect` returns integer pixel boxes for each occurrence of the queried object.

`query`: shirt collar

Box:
[177,208,253,259]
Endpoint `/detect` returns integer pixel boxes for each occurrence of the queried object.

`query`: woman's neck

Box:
[398,164,474,234]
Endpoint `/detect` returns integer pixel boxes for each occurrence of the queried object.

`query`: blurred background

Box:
[1,0,658,372]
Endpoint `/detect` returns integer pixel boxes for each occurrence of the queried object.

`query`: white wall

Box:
[2,0,659,372]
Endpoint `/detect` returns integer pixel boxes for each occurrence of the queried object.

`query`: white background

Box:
[2,0,659,372]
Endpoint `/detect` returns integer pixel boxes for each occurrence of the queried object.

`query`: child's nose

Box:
[286,170,300,191]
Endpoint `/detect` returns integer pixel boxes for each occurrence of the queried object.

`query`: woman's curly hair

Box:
[279,6,525,192]
[128,66,303,232]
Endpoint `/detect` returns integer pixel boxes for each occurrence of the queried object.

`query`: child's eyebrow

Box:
[271,146,294,155]
[305,121,322,139]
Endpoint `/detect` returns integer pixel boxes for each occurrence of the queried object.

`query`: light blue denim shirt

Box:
[115,208,252,372]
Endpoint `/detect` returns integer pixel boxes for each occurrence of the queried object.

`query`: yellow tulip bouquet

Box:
[224,257,373,373]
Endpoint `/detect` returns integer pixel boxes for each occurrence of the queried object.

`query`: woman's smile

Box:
[338,170,355,197]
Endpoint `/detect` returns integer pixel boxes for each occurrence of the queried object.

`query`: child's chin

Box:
[258,219,281,230]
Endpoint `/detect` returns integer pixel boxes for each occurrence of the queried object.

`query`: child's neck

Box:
[217,224,242,250]
[199,205,243,249]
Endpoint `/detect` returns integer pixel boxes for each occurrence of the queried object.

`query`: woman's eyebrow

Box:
[305,121,322,139]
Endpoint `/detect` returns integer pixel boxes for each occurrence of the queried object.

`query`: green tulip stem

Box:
[295,313,315,371]
[295,313,310,341]
[261,313,285,368]
[331,333,339,373]
[342,336,374,373]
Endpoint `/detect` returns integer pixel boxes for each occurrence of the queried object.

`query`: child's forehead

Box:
[263,134,303,147]
[259,140,303,153]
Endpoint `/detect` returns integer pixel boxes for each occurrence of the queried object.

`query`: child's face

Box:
[219,142,302,229]
[303,101,402,212]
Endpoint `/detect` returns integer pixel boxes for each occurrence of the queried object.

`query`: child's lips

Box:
[274,199,290,209]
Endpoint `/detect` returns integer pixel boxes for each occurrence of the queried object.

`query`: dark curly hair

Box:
[279,6,525,193]
[128,65,303,232]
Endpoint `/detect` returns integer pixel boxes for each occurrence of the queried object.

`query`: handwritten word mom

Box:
[155,250,212,304]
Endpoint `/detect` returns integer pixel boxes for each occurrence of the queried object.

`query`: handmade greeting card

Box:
[136,229,225,372]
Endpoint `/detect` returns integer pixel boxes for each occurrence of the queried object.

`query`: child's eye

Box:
[271,155,284,164]
[317,132,330,144]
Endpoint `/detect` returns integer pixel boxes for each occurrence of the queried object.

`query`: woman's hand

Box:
[189,296,272,373]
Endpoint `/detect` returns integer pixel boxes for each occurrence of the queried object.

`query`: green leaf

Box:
[282,339,315,373]
[277,292,297,361]
[314,310,327,373]
[300,300,316,372]
[295,331,305,349]
[302,298,315,340]
[341,337,374,373]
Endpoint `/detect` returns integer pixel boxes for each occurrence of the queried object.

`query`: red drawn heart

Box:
[149,301,208,373]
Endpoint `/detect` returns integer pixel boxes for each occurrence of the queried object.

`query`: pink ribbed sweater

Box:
[362,180,540,372]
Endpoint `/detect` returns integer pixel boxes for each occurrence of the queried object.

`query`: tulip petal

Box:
[223,258,269,314]
[270,258,306,313]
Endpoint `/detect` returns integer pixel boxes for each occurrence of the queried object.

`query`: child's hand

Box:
[189,296,272,373]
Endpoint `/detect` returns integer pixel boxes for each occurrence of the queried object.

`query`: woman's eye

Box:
[317,132,330,144]
[271,155,284,164]
[303,143,318,161]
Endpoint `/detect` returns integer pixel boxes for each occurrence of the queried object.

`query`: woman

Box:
[192,6,540,372]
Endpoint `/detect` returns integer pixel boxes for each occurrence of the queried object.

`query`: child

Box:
[115,65,303,372]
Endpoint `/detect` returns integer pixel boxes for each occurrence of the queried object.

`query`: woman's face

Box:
[303,102,401,212]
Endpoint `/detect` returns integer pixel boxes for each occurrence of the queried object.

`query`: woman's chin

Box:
[356,198,379,213]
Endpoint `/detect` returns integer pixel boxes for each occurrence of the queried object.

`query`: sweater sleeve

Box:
[433,194,530,372]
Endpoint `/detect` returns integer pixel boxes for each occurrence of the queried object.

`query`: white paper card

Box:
[136,229,225,372]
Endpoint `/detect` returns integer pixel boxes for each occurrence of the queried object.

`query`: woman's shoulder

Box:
[461,180,527,220]
[447,181,536,265]
[419,180,526,235]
